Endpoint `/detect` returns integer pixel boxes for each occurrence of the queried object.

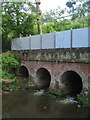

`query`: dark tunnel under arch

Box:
[19,66,29,78]
[36,68,51,90]
[60,70,83,96]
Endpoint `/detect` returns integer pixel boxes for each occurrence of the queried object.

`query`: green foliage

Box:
[42,7,65,23]
[44,88,64,99]
[41,0,89,34]
[77,92,90,107]
[42,22,55,33]
[2,1,37,51]
[45,88,90,107]
[2,52,20,79]
[1,52,21,92]
[2,69,15,79]
[2,0,90,51]
[66,0,89,17]
[42,15,89,33]
[2,79,21,92]
[48,88,62,96]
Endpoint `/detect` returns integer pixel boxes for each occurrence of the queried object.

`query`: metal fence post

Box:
[70,28,73,59]
[54,32,56,49]
[54,32,56,60]
[29,35,31,50]
[40,34,42,50]
[19,37,22,59]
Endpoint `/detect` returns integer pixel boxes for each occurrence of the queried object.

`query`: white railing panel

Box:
[72,27,89,48]
[31,35,41,50]
[20,37,30,50]
[42,32,55,49]
[56,30,71,48]
[11,38,21,50]
[11,27,89,50]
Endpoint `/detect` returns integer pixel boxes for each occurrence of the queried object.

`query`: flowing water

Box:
[2,76,89,118]
[2,89,88,118]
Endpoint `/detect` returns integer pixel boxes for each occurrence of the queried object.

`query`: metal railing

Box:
[11,27,90,50]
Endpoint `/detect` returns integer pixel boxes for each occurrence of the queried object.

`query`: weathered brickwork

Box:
[21,60,89,91]
[14,48,90,93]
[20,48,89,63]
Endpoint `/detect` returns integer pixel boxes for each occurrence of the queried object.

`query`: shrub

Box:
[2,52,20,79]
[77,92,90,107]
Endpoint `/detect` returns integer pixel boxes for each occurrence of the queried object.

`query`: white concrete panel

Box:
[56,30,71,48]
[20,37,30,50]
[72,27,89,48]
[31,35,41,50]
[42,32,55,49]
[11,38,21,50]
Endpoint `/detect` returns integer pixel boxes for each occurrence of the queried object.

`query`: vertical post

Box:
[40,34,42,50]
[29,35,31,56]
[19,35,22,50]
[19,36,22,59]
[35,0,42,34]
[29,35,31,50]
[54,32,56,60]
[54,32,56,49]
[70,28,73,59]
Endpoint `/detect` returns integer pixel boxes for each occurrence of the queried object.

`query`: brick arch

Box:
[35,67,51,90]
[58,65,86,93]
[35,64,52,75]
[60,70,83,95]
[20,60,89,91]
[59,68,82,80]
[58,64,84,82]
[19,63,30,78]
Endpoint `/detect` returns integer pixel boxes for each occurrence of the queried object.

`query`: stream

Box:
[2,89,88,118]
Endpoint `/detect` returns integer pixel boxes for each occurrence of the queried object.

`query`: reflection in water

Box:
[2,90,88,118]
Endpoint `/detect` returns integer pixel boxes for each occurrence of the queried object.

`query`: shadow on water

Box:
[2,89,88,118]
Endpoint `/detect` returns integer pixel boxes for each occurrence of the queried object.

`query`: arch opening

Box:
[60,71,83,96]
[35,68,51,90]
[19,66,29,78]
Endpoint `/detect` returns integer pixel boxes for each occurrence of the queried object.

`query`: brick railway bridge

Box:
[11,27,89,95]
[15,48,89,95]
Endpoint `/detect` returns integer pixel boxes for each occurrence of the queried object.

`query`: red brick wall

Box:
[21,60,89,91]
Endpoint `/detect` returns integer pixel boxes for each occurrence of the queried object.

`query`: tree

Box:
[2,1,37,51]
[42,6,65,23]
[42,22,55,33]
[66,0,90,19]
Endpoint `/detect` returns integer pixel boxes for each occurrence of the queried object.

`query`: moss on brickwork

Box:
[20,48,89,63]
